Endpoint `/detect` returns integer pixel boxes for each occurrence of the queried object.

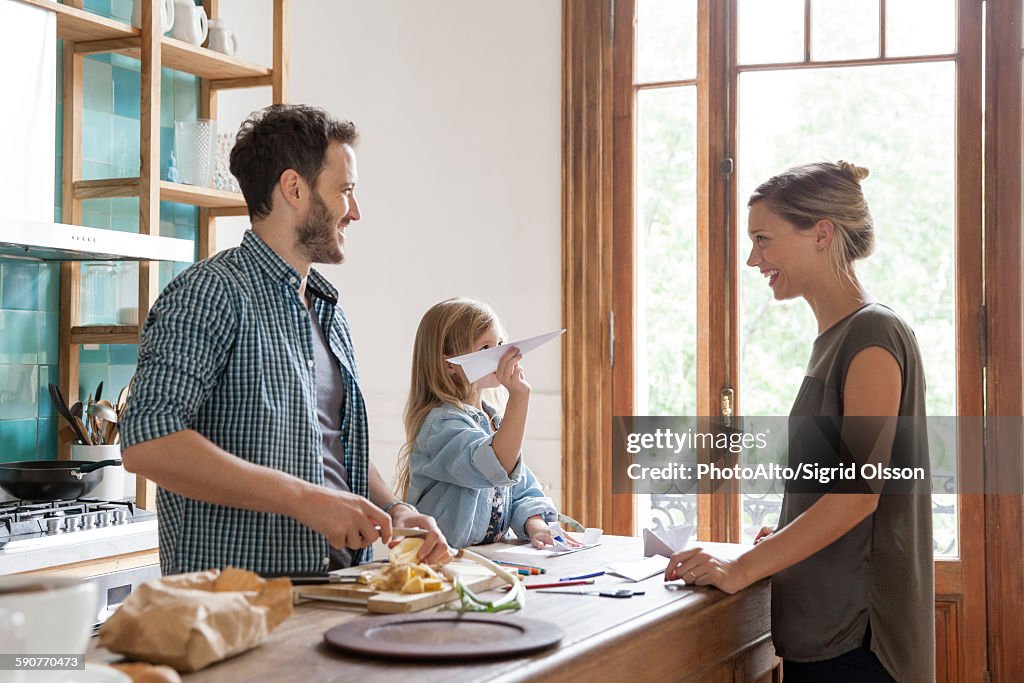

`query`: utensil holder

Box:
[71,444,124,500]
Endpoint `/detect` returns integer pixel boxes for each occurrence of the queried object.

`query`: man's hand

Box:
[298,488,392,550]
[389,506,451,565]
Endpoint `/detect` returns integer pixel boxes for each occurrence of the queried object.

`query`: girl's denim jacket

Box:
[405,402,557,549]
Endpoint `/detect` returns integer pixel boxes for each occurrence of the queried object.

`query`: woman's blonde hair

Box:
[748,160,874,290]
[395,298,502,496]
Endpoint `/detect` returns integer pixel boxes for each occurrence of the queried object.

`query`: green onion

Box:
[449,575,525,612]
[445,549,527,613]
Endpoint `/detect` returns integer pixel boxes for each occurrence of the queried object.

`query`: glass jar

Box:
[81,262,119,325]
[116,262,139,325]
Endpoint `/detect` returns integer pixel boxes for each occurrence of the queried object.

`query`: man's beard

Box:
[296,190,344,264]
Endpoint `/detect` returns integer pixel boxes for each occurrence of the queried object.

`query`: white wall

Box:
[213,1,563,505]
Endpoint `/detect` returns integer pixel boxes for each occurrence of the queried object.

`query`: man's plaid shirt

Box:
[121,230,371,574]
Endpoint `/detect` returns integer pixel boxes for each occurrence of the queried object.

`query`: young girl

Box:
[397,298,568,549]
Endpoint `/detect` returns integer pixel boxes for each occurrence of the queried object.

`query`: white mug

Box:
[0,608,26,683]
[207,18,238,57]
[131,0,175,34]
[171,0,208,46]
[0,577,98,683]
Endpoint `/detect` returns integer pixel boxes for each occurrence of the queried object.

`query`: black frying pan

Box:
[0,459,122,500]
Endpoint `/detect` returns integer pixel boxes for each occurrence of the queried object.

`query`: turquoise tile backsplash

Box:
[0,365,37,421]
[1,1,203,463]
[0,310,40,365]
[0,419,38,463]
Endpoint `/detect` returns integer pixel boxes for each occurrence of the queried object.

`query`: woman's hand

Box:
[664,547,754,595]
[753,526,775,544]
[496,346,530,397]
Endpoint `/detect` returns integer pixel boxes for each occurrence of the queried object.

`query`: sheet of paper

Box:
[491,527,602,559]
[679,540,750,562]
[446,329,566,383]
[643,524,695,557]
[606,556,669,583]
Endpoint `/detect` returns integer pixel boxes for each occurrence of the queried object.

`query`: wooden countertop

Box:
[88,536,777,682]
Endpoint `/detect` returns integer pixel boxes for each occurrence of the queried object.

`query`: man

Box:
[121,104,449,575]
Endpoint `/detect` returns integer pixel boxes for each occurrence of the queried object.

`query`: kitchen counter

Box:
[0,519,158,574]
[87,536,777,682]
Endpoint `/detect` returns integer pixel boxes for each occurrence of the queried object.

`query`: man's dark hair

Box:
[229,104,359,220]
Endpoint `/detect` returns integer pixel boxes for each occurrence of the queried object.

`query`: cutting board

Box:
[294,561,505,613]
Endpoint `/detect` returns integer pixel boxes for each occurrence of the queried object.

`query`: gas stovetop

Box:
[0,498,156,548]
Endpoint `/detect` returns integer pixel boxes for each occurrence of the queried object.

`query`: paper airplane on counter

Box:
[446,329,566,383]
[643,524,695,557]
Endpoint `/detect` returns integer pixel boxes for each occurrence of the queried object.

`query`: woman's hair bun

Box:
[837,160,870,182]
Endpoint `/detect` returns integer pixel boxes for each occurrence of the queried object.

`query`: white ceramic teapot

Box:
[207,18,238,56]
[171,0,208,46]
[131,0,174,34]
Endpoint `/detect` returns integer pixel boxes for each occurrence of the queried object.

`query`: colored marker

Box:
[493,560,547,574]
[503,579,596,591]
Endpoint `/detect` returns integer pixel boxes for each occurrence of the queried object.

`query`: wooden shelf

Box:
[162,36,271,81]
[18,0,270,82]
[159,181,247,212]
[70,325,140,344]
[74,178,247,213]
[75,36,272,82]
[18,0,136,43]
[48,0,286,502]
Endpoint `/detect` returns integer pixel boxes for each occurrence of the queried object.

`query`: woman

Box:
[664,161,934,682]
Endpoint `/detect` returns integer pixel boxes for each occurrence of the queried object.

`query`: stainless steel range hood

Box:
[0,218,194,263]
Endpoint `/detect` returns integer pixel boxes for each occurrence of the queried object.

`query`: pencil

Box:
[493,560,547,574]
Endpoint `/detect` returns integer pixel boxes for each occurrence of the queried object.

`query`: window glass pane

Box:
[738,0,805,65]
[736,63,958,556]
[635,86,697,417]
[635,85,698,534]
[887,0,956,57]
[636,0,697,83]
[811,0,879,61]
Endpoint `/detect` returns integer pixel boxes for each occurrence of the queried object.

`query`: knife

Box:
[391,527,429,537]
[262,573,363,585]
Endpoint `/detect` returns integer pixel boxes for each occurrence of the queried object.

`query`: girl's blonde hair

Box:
[748,160,874,291]
[395,298,503,496]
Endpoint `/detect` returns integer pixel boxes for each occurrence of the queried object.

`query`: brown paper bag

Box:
[98,568,293,672]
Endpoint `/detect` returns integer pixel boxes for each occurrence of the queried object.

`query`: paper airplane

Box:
[643,524,695,558]
[447,329,566,383]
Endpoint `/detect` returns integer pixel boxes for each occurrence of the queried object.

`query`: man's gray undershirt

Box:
[308,299,353,570]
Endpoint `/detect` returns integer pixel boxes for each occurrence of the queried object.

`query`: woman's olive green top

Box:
[773,303,934,683]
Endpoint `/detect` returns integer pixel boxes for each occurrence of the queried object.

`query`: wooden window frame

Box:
[562,0,1021,679]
